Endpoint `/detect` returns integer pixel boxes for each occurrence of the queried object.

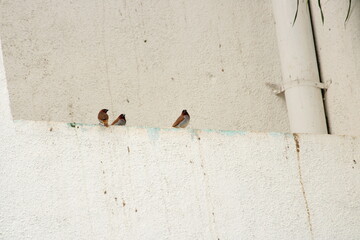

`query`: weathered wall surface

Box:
[1,54,360,240]
[1,120,360,240]
[0,0,288,132]
[310,0,360,135]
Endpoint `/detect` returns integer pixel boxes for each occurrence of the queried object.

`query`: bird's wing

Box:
[172,115,185,127]
[111,118,119,125]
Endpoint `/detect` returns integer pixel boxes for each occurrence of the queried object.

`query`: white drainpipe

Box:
[271,0,328,134]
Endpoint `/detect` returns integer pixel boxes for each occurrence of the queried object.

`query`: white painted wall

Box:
[0,0,289,132]
[1,45,360,240]
[310,0,360,135]
[4,121,360,240]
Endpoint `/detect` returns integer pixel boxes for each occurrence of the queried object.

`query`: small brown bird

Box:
[172,110,190,128]
[111,114,126,126]
[98,109,109,127]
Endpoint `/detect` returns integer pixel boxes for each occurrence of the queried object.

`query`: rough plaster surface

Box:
[1,53,360,239]
[310,0,360,135]
[2,121,360,240]
[0,0,289,132]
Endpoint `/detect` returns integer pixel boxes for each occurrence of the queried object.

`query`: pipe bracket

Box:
[266,79,331,95]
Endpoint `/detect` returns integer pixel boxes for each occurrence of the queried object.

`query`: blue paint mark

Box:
[67,122,99,128]
[269,132,284,137]
[201,129,216,133]
[147,128,160,141]
[61,123,247,137]
[219,130,246,136]
[162,127,181,131]
[200,128,246,136]
[75,123,99,127]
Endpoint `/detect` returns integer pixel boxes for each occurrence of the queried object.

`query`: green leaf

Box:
[345,0,352,23]
[318,0,324,24]
[293,0,300,26]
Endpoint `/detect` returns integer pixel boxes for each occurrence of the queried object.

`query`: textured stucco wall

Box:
[1,50,360,240]
[3,122,360,240]
[0,0,289,132]
[310,0,360,135]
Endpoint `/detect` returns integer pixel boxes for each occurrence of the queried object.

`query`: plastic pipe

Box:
[272,0,327,133]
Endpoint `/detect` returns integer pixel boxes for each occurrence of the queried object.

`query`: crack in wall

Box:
[196,131,220,240]
[293,133,314,240]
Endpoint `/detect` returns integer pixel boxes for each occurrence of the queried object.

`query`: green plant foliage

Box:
[293,0,352,26]
[345,0,352,23]
[292,0,299,26]
[317,0,325,24]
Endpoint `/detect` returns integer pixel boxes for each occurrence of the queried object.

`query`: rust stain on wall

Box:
[293,133,314,240]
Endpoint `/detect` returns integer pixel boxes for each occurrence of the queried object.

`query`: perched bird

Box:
[111,114,126,126]
[98,109,109,127]
[172,110,190,128]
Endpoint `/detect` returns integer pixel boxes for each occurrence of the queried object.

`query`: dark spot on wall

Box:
[115,197,118,201]
[104,190,107,194]
[212,212,214,216]
[352,166,354,169]
[49,127,53,132]
[353,160,357,164]
[122,200,126,207]
[221,69,224,72]
[198,137,201,140]
[219,44,221,48]
[189,160,193,163]
[171,77,174,81]
[135,208,138,212]
[76,126,79,129]
[70,123,76,128]
[144,39,147,43]
[203,172,206,176]
[103,170,105,174]
[127,146,130,153]
[126,99,130,103]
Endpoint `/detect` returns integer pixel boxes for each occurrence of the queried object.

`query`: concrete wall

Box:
[1,45,360,240]
[310,0,360,135]
[0,0,289,132]
[3,122,360,240]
